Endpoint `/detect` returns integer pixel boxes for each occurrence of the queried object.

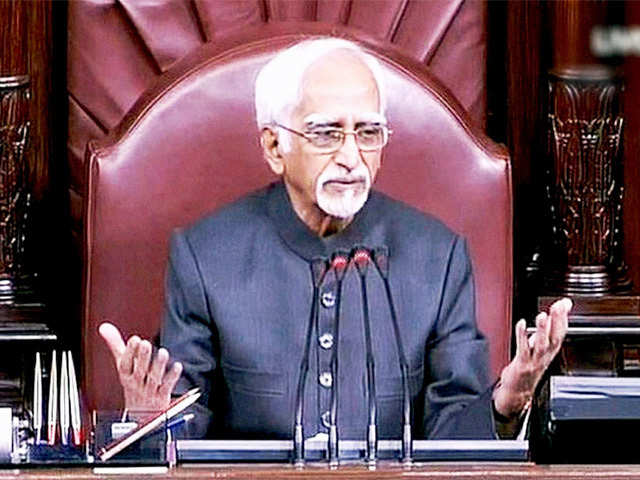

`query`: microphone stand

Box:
[328,251,349,466]
[352,247,378,465]
[373,246,413,463]
[293,258,328,465]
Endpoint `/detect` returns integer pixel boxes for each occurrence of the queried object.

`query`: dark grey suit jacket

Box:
[160,181,496,440]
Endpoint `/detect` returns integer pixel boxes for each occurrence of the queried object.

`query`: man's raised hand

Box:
[99,322,183,412]
[493,297,572,418]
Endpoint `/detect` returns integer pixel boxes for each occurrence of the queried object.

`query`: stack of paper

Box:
[550,375,640,421]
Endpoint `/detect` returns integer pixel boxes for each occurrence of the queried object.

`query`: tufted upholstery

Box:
[82,25,511,411]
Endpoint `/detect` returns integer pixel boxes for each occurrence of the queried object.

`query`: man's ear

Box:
[261,128,284,175]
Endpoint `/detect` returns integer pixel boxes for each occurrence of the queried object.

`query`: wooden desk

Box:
[3,463,640,479]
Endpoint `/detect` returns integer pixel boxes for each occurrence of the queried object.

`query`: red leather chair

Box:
[68,0,488,245]
[82,25,511,410]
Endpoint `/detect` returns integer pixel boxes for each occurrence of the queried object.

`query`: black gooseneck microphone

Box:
[293,257,328,465]
[352,247,378,464]
[328,250,349,466]
[372,246,413,463]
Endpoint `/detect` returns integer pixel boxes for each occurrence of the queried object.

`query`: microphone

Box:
[352,247,378,464]
[372,246,413,463]
[293,257,328,465]
[328,250,349,466]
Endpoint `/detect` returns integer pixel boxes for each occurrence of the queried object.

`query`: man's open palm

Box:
[493,298,572,418]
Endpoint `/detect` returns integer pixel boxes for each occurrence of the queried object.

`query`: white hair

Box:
[254,38,387,151]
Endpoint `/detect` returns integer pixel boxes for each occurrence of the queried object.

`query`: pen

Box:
[166,413,194,430]
[47,350,58,445]
[68,351,82,446]
[99,388,201,461]
[60,351,69,445]
[33,352,42,444]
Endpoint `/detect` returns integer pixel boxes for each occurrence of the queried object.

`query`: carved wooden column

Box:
[0,75,32,303]
[544,65,628,293]
[0,0,58,309]
[533,3,640,384]
[538,65,640,380]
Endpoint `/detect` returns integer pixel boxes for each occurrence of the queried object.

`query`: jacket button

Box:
[319,372,333,388]
[321,411,331,428]
[318,333,334,349]
[321,291,336,308]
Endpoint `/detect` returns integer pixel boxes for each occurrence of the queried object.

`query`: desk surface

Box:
[3,463,640,479]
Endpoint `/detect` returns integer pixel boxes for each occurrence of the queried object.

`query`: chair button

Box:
[321,291,336,308]
[321,411,331,428]
[318,333,334,349]
[319,372,333,388]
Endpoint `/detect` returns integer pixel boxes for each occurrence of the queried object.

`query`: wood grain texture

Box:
[503,0,549,319]
[3,463,640,479]
[543,1,636,296]
[624,2,640,292]
[0,0,27,76]
[549,0,605,68]
[0,0,52,200]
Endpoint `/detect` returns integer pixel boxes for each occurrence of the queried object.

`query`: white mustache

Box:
[322,176,367,184]
[320,164,370,185]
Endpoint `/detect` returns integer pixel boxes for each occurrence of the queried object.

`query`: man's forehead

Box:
[300,52,379,94]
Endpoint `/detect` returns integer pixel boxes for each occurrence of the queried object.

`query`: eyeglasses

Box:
[274,122,392,153]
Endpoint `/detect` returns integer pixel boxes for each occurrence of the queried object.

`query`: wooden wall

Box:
[624,2,640,292]
[0,0,73,341]
[0,0,53,199]
[494,1,632,319]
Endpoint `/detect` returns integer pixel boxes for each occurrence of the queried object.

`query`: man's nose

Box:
[334,132,362,171]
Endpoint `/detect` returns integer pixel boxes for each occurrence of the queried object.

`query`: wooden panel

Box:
[0,0,28,75]
[0,0,52,200]
[5,464,640,479]
[502,0,548,319]
[549,0,606,67]
[0,1,77,354]
[624,2,640,291]
[501,0,636,319]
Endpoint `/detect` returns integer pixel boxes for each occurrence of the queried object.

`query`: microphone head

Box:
[372,246,390,279]
[310,257,328,288]
[331,251,350,282]
[351,247,371,276]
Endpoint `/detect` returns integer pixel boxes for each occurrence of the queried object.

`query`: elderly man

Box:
[100,38,571,440]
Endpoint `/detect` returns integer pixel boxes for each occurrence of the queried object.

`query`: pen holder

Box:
[92,411,167,465]
[27,442,86,464]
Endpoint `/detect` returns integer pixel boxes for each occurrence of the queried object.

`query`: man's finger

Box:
[99,322,126,362]
[549,297,571,348]
[119,335,141,376]
[158,362,183,397]
[514,319,531,362]
[533,312,550,358]
[146,348,170,391]
[133,340,153,383]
